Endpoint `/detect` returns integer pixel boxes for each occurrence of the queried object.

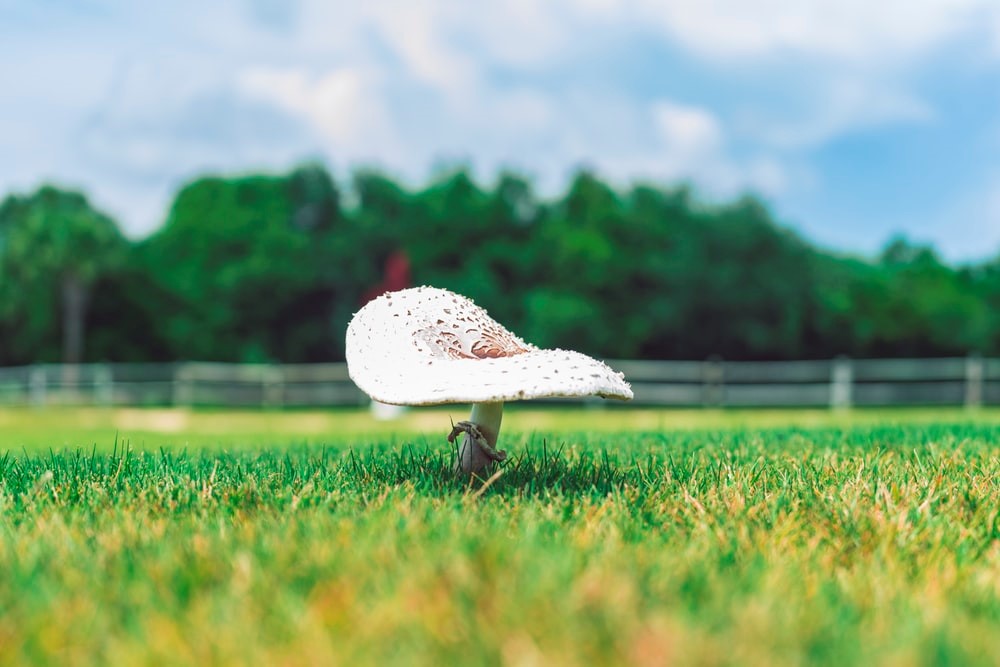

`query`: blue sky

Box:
[2,0,999,261]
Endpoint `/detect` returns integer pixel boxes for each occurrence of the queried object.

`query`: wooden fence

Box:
[0,357,997,409]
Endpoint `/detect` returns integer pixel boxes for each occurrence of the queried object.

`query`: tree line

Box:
[1,163,998,366]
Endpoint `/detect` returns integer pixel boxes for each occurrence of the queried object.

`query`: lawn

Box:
[1,407,999,665]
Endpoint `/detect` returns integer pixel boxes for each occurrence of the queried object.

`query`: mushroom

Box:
[345,286,633,475]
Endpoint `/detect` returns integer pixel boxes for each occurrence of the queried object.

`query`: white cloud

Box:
[1,0,999,256]
[652,102,723,155]
[588,100,794,199]
[438,1,582,71]
[743,78,935,149]
[366,1,479,96]
[487,89,557,135]
[237,66,398,157]
[631,0,994,63]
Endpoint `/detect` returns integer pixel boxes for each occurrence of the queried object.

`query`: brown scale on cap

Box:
[416,319,531,360]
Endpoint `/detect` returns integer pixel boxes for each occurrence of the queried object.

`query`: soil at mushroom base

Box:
[345,286,633,475]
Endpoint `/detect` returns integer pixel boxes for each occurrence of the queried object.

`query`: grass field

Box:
[1,407,999,665]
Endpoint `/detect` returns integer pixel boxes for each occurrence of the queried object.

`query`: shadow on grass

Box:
[0,437,648,508]
[345,436,643,498]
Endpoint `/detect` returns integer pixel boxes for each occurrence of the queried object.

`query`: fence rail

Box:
[0,357,997,409]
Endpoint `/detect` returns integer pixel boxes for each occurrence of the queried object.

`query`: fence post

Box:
[263,365,285,409]
[95,364,114,406]
[830,356,853,410]
[29,365,47,407]
[701,356,724,407]
[173,363,193,407]
[965,354,984,409]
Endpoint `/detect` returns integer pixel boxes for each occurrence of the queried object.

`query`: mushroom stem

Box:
[456,401,505,475]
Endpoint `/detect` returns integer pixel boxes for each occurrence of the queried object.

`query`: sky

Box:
[2,0,1000,261]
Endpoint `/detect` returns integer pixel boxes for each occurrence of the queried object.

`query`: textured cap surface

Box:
[346,286,634,406]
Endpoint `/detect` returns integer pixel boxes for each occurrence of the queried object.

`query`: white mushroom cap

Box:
[346,286,633,406]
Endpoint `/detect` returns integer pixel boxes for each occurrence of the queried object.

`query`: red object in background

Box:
[361,250,411,305]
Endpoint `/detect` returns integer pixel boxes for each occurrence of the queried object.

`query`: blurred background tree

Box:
[139,164,370,363]
[1,164,997,364]
[0,186,125,365]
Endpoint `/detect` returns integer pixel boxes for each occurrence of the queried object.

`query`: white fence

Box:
[0,357,997,409]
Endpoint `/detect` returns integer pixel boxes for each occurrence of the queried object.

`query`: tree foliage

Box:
[0,186,125,364]
[0,166,998,365]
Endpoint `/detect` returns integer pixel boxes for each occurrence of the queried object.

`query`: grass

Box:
[1,408,999,665]
[4,404,1000,451]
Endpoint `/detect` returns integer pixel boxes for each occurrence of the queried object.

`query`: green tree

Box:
[0,186,125,364]
[407,168,534,323]
[141,165,366,362]
[967,256,1000,354]
[350,167,540,328]
[5,167,999,366]
[519,171,625,355]
[808,237,993,358]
